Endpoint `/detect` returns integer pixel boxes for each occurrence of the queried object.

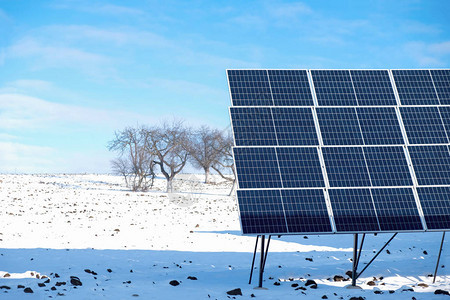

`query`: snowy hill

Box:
[0,174,448,299]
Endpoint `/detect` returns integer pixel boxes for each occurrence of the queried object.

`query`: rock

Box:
[374,290,383,294]
[251,294,255,297]
[274,282,281,286]
[349,297,364,300]
[367,281,376,286]
[295,286,307,291]
[24,287,34,293]
[386,249,391,254]
[132,294,139,297]
[187,276,197,280]
[417,283,429,288]
[345,270,353,278]
[84,269,98,275]
[309,284,318,289]
[51,287,57,291]
[54,273,60,278]
[44,279,50,283]
[305,257,313,262]
[322,296,328,299]
[402,288,414,292]
[226,288,242,296]
[305,279,317,286]
[333,275,345,282]
[55,282,66,286]
[38,283,46,287]
[169,280,180,286]
[3,273,10,278]
[0,286,11,290]
[291,283,299,287]
[17,285,25,289]
[423,251,428,255]
[107,269,112,273]
[434,289,450,296]
[389,290,395,294]
[70,276,82,286]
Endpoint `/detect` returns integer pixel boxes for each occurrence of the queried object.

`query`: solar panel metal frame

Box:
[227,69,450,236]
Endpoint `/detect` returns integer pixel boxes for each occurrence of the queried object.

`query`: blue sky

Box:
[0,0,449,173]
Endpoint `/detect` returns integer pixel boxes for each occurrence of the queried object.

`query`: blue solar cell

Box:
[371,188,423,231]
[267,70,314,106]
[230,107,277,146]
[356,107,404,145]
[237,189,288,234]
[363,146,413,187]
[350,70,397,106]
[276,147,325,188]
[417,186,450,230]
[409,145,450,186]
[272,107,319,146]
[400,106,448,144]
[311,70,358,106]
[233,147,282,189]
[317,107,364,145]
[392,70,439,105]
[438,106,450,137]
[281,189,332,233]
[430,70,450,105]
[329,188,380,232]
[322,147,371,187]
[227,70,273,106]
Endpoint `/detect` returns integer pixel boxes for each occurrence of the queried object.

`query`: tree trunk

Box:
[167,177,173,193]
[204,168,210,184]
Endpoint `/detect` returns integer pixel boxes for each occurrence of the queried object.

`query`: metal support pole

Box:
[355,233,365,270]
[352,234,358,286]
[248,235,259,284]
[262,235,271,270]
[433,232,446,284]
[258,235,265,288]
[356,233,397,280]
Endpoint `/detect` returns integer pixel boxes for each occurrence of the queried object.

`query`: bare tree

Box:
[143,121,190,193]
[108,126,156,192]
[211,128,236,195]
[187,125,222,183]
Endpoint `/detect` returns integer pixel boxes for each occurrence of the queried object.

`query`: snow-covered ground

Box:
[0,174,448,299]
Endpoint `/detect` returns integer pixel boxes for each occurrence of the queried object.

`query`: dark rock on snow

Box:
[434,289,450,296]
[305,279,316,286]
[24,287,34,293]
[0,286,11,290]
[333,275,345,282]
[226,288,242,296]
[70,276,82,286]
[169,280,180,286]
[187,276,197,280]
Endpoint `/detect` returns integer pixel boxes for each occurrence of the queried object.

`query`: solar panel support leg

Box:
[258,235,265,288]
[351,234,358,286]
[248,235,259,284]
[262,235,271,271]
[433,232,445,284]
[356,233,397,280]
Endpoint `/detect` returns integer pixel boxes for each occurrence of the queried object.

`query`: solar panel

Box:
[233,147,282,189]
[350,70,397,106]
[322,147,371,187]
[329,188,380,232]
[363,146,413,187]
[311,70,358,106]
[228,69,450,236]
[392,70,440,105]
[282,189,332,233]
[276,147,325,188]
[237,189,288,234]
[400,106,448,144]
[417,186,450,230]
[272,107,319,146]
[230,107,277,146]
[268,70,314,106]
[371,188,423,231]
[228,70,273,106]
[356,107,404,145]
[430,70,450,105]
[317,107,364,145]
[408,145,450,186]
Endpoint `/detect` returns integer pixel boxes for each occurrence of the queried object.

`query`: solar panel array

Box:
[228,69,450,235]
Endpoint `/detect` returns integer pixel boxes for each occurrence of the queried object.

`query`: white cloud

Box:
[0,93,152,130]
[51,1,144,16]
[0,141,56,173]
[268,2,312,18]
[405,41,450,67]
